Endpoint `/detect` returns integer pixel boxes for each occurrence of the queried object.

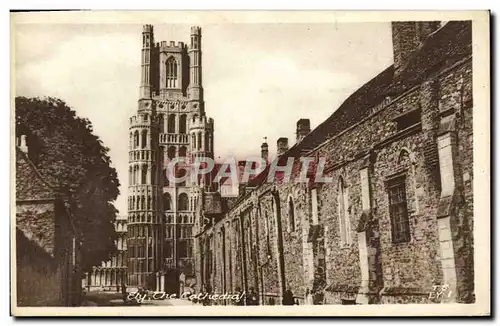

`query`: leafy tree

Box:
[15,96,120,272]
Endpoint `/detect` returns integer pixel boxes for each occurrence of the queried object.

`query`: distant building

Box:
[82,215,128,292]
[196,21,474,305]
[15,135,82,306]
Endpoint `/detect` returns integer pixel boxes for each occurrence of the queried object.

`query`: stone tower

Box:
[127,25,215,289]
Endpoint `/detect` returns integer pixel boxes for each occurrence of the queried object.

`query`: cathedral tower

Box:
[128,25,215,289]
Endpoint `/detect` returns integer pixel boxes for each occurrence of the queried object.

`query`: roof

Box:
[246,20,472,190]
[298,21,471,154]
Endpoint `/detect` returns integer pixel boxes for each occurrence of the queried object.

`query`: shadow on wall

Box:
[16,229,62,306]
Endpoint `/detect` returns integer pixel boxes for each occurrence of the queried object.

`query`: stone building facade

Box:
[82,215,128,291]
[127,25,215,290]
[195,21,474,305]
[15,136,82,306]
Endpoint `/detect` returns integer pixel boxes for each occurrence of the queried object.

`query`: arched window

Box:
[128,166,132,185]
[167,146,176,160]
[129,132,133,149]
[338,177,351,245]
[288,196,295,232]
[132,165,137,185]
[133,130,139,148]
[150,165,156,185]
[198,132,202,149]
[166,57,178,88]
[179,114,187,134]
[178,193,189,211]
[141,165,147,184]
[163,193,172,211]
[179,146,187,158]
[168,114,176,133]
[206,134,211,152]
[141,130,148,149]
[141,196,146,210]
[192,114,198,122]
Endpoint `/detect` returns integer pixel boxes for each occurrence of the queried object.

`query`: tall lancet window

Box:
[166,57,178,88]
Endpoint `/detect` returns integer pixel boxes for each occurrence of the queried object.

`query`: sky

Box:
[14,21,394,215]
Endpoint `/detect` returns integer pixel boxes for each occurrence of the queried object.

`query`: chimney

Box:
[18,135,28,154]
[392,21,441,74]
[296,118,311,143]
[277,137,289,156]
[261,137,269,162]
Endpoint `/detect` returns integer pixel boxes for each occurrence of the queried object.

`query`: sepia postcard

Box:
[10,10,490,317]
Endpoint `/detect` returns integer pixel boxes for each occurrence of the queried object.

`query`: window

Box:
[205,134,210,151]
[167,146,176,160]
[179,146,187,158]
[388,176,411,243]
[178,193,189,211]
[133,131,139,148]
[166,226,173,238]
[141,165,147,184]
[141,130,147,149]
[168,114,176,134]
[288,196,296,232]
[178,241,187,258]
[179,114,187,134]
[187,241,193,257]
[165,241,172,258]
[163,193,172,211]
[338,177,351,245]
[166,57,178,88]
[394,109,421,131]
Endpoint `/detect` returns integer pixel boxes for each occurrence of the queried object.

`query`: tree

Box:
[15,96,120,272]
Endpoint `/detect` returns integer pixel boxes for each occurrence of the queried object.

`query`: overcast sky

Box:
[14,21,394,215]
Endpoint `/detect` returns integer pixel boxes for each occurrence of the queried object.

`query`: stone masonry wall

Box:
[196,57,473,305]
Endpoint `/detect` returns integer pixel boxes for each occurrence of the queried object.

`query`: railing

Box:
[129,150,154,162]
[160,133,189,144]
